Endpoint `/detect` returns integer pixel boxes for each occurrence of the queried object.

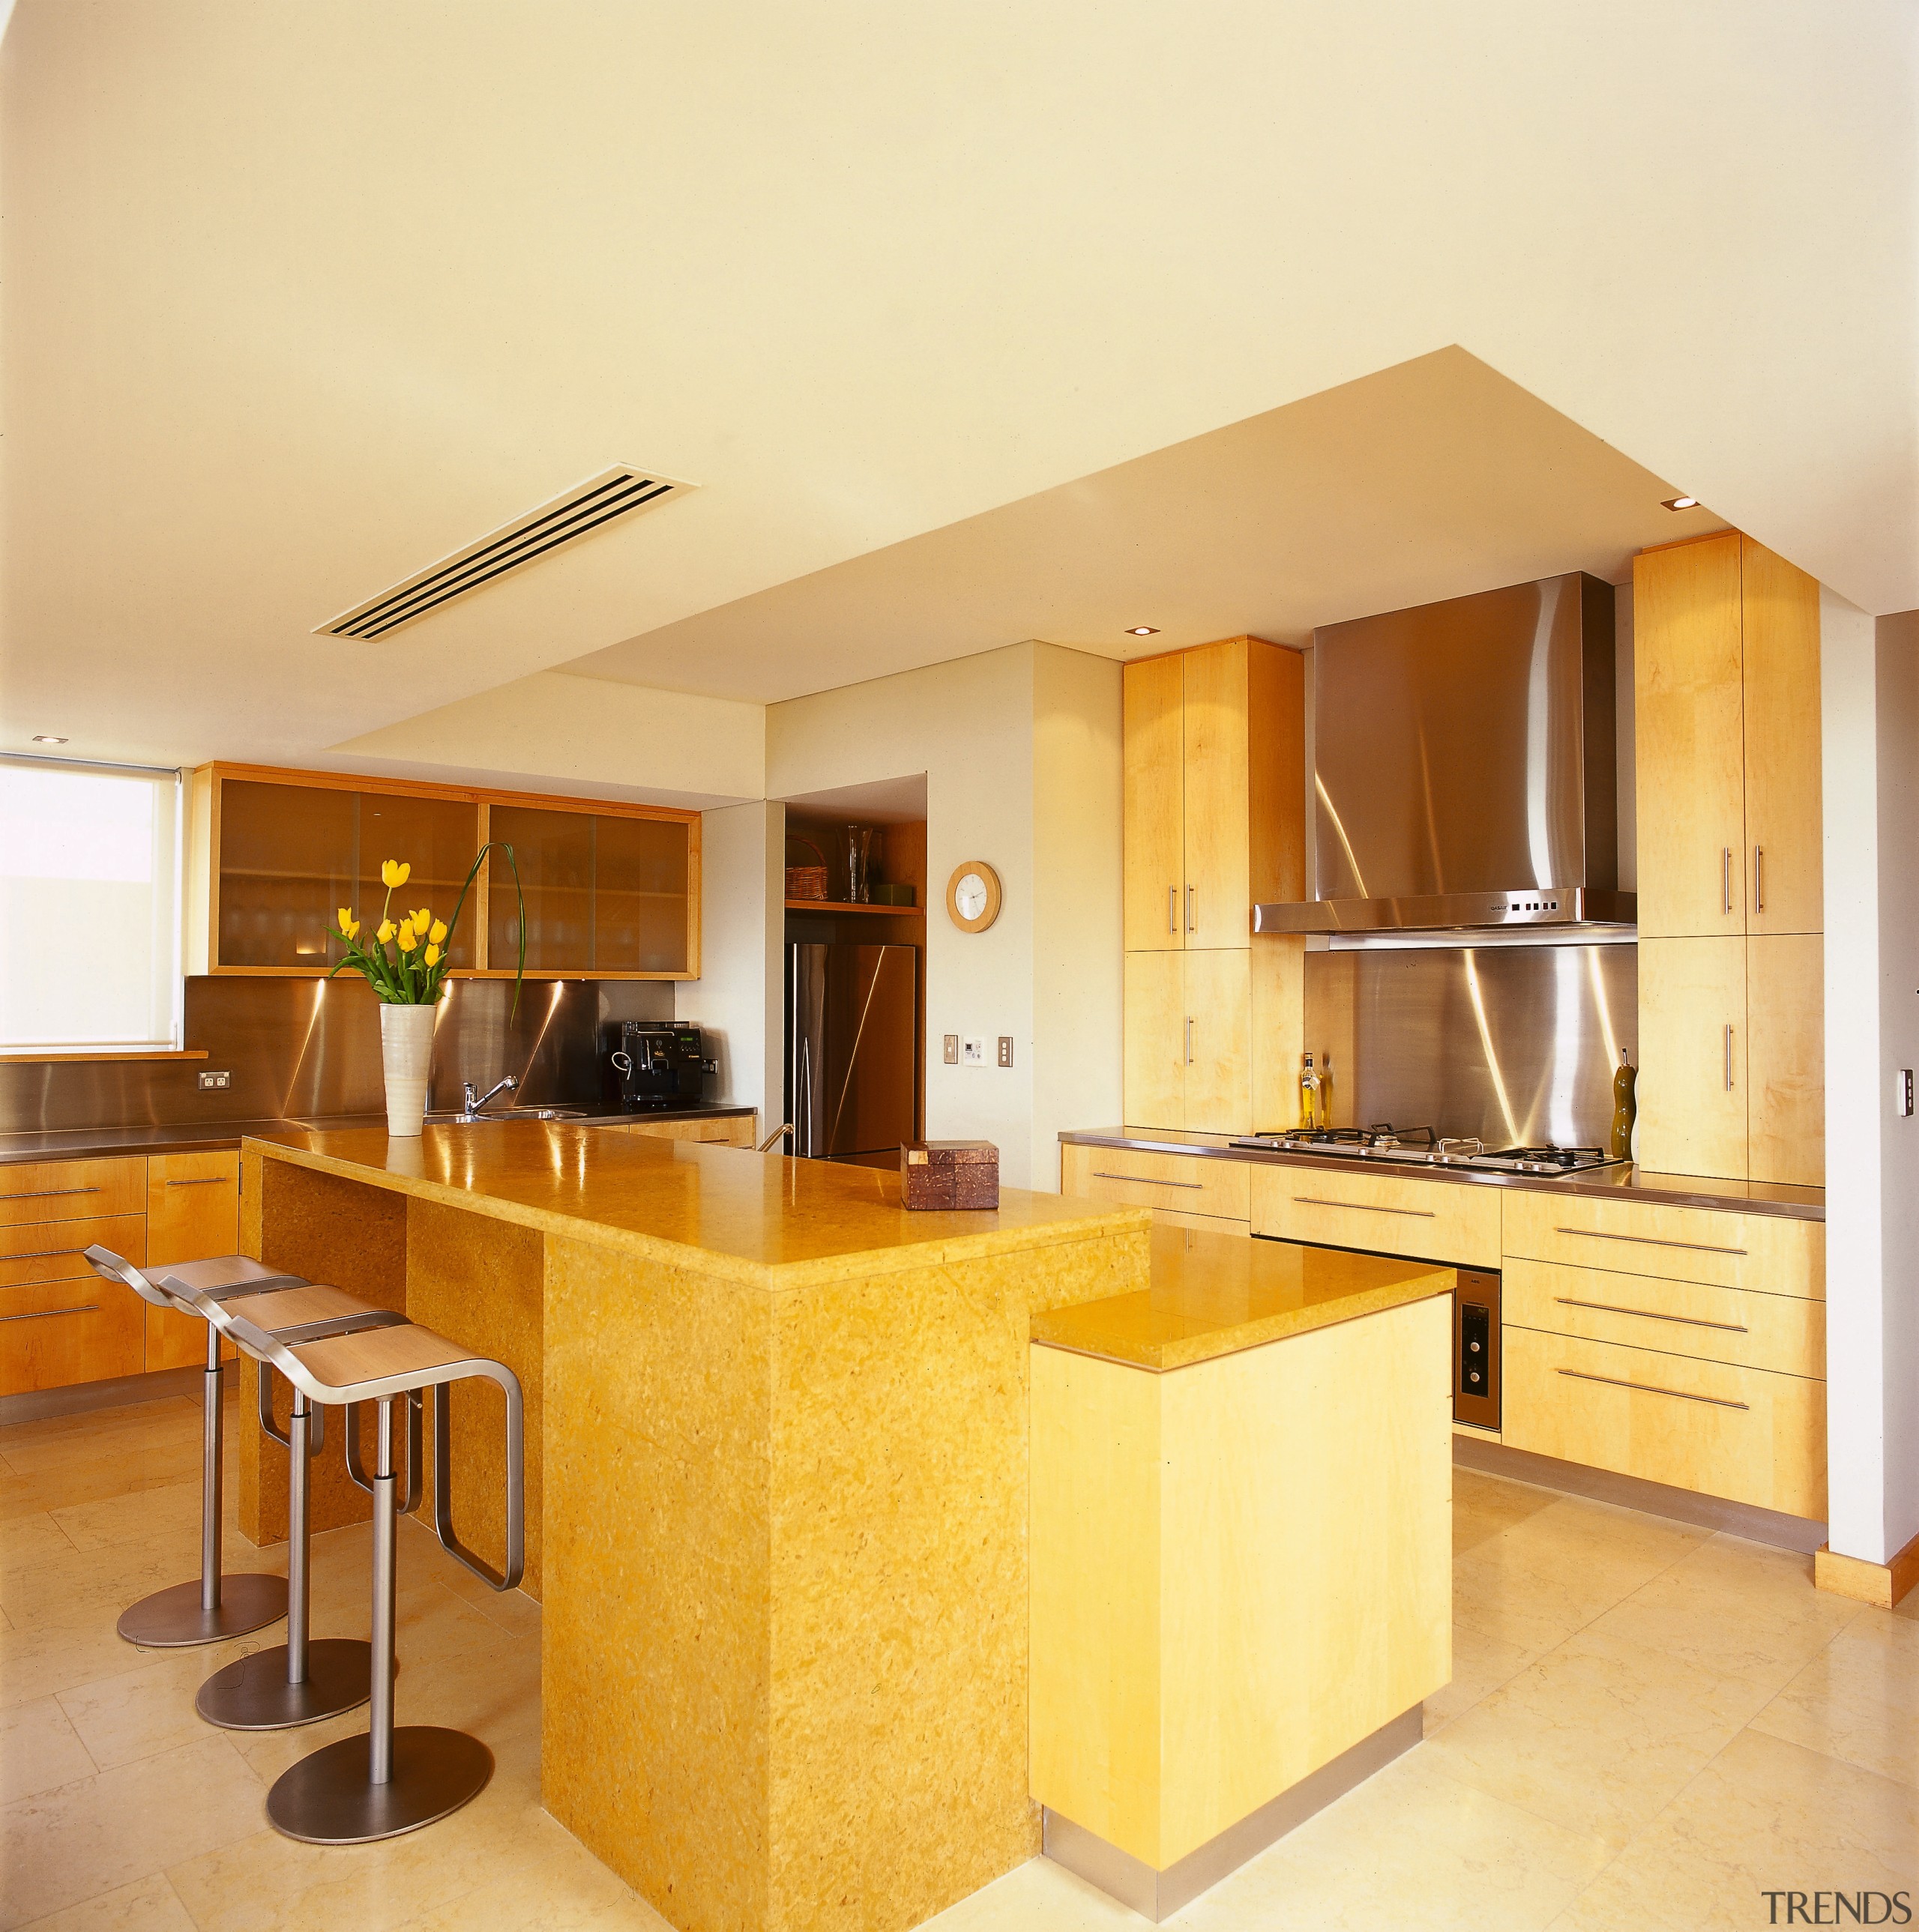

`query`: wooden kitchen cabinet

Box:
[187,763,700,979]
[143,1151,241,1371]
[1122,951,1188,1129]
[1122,652,1187,950]
[1122,944,1300,1135]
[1633,532,1822,1183]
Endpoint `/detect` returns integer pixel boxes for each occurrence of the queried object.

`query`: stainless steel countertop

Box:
[1059,1126,1825,1222]
[0,1106,756,1168]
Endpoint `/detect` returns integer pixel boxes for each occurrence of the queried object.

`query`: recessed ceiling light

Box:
[1661,495,1700,512]
[31,734,67,744]
[1126,626,1160,636]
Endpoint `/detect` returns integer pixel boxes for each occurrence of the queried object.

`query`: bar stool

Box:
[176,1283,525,1845]
[165,1276,418,1730]
[83,1249,308,1646]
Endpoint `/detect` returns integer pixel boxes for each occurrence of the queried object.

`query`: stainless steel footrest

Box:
[196,1637,383,1730]
[116,1572,287,1649]
[265,1727,493,1844]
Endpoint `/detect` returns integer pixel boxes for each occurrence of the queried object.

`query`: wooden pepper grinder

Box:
[1610,1049,1637,1162]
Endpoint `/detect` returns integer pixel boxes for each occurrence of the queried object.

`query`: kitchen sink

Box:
[424,1106,594,1125]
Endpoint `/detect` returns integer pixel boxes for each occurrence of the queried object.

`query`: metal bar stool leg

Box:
[196,1378,377,1729]
[265,1396,492,1844]
[115,1323,287,1647]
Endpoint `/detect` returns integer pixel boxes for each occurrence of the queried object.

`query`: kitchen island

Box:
[234,1123,1151,1932]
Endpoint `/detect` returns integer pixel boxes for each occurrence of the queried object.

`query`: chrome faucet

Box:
[460,1075,519,1118]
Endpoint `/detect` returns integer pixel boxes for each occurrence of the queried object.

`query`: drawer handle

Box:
[163,1177,232,1188]
[1556,1367,1749,1411]
[2,1186,102,1201]
[1552,1225,1747,1258]
[1093,1171,1202,1189]
[1293,1195,1436,1219]
[0,1302,100,1325]
[1555,1295,1748,1335]
[2,1244,89,1263]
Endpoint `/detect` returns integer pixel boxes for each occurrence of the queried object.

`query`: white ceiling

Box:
[566,347,1726,699]
[1,2,1912,774]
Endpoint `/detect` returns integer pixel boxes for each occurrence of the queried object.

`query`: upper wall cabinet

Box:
[1634,533,1822,940]
[1121,638,1305,952]
[187,764,701,980]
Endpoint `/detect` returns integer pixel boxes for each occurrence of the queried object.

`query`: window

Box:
[0,758,182,1051]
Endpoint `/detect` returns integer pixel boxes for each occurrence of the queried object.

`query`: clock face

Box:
[956,873,988,920]
[946,859,1001,932]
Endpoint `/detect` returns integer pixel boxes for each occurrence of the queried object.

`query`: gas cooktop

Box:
[1227,1124,1624,1178]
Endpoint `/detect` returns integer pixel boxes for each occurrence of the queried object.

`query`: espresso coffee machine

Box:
[610,1021,708,1113]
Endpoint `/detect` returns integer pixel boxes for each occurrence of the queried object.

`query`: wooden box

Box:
[901,1141,999,1210]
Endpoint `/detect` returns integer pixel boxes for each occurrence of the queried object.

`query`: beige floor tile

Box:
[0,1509,79,1566]
[55,1636,265,1770]
[13,1874,197,1932]
[1424,1620,1537,1736]
[1585,1533,1864,1690]
[1,1605,184,1709]
[1748,1608,1919,1789]
[0,1733,265,1932]
[1194,1748,1613,1932]
[1549,1728,1919,1931]
[0,1696,97,1805]
[0,1399,199,1464]
[50,1482,205,1555]
[916,1856,1139,1931]
[387,1811,675,1931]
[1424,1622,1777,1849]
[1451,1468,1560,1555]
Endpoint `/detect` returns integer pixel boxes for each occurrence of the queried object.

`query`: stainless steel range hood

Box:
[1255,572,1633,937]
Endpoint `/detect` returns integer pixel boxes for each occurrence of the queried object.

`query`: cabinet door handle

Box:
[1184,1017,1194,1065]
[1722,847,1733,914]
[1292,1195,1436,1219]
[164,1177,231,1188]
[1,1244,88,1262]
[1092,1171,1202,1189]
[1557,1366,1749,1411]
[1753,845,1765,914]
[1553,1294,1748,1334]
[0,1302,100,1325]
[1724,1024,1735,1090]
[1551,1224,1748,1258]
[1168,887,1178,934]
[1,1186,101,1202]
[1186,885,1196,933]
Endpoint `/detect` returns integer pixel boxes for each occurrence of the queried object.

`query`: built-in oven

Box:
[1453,1268,1501,1431]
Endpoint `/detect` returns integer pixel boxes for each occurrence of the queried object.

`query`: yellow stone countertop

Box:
[243,1121,1149,1291]
[1029,1222,1454,1371]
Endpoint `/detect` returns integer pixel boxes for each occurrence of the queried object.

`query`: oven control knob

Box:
[1468,1340,1481,1352]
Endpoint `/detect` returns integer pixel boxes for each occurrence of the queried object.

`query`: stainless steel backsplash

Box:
[0,976,674,1135]
[1300,943,1637,1147]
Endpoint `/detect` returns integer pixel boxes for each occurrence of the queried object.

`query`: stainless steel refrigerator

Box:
[786,943,917,1160]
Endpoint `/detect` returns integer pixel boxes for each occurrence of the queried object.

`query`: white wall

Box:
[767,641,1122,1189]
[675,800,783,1130]
[1821,595,1919,1566]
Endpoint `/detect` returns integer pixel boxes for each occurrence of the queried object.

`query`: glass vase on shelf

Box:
[844,826,873,904]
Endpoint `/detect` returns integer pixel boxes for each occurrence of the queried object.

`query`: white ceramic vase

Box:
[379,1001,436,1138]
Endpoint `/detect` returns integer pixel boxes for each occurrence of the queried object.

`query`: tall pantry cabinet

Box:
[1121,637,1305,1133]
[1633,532,1823,1185]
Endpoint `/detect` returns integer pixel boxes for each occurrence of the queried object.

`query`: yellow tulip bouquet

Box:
[328,845,525,1005]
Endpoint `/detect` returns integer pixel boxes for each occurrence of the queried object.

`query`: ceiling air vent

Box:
[316,466,693,640]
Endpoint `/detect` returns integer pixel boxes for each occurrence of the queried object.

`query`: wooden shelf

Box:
[0,1049,210,1063]
[785,899,921,915]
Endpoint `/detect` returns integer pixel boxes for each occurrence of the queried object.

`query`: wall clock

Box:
[946,860,1002,933]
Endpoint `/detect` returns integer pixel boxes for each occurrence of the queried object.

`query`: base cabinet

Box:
[143,1152,242,1370]
[1122,943,1301,1135]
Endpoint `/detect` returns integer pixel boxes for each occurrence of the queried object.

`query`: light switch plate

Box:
[996,1036,1013,1068]
[943,1034,960,1065]
[1901,1069,1914,1117]
[198,1070,232,1090]
[962,1036,986,1066]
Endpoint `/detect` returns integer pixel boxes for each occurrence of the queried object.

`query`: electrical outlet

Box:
[197,1070,231,1090]
[1901,1069,1914,1117]
[943,1034,960,1065]
[996,1036,1013,1068]
[962,1036,986,1066]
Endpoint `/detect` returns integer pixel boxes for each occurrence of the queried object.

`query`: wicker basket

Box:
[785,835,828,902]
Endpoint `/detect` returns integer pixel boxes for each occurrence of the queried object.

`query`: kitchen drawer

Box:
[1061,1144,1251,1222]
[0,1277,146,1395]
[0,1213,145,1290]
[615,1117,759,1148]
[1250,1165,1499,1267]
[0,1156,146,1227]
[1504,1258,1824,1380]
[145,1152,241,1372]
[1501,1189,1823,1298]
[1503,1326,1825,1521]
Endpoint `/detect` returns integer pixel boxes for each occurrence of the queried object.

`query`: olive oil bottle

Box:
[1299,1052,1322,1131]
[1611,1049,1637,1161]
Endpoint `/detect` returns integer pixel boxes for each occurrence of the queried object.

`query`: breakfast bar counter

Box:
[235,1123,1151,1932]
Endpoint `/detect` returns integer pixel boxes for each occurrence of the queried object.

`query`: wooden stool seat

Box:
[289,1323,491,1394]
[211,1283,386,1334]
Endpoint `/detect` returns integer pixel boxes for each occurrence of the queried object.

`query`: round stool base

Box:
[266,1727,494,1845]
[117,1573,287,1649]
[196,1638,376,1730]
